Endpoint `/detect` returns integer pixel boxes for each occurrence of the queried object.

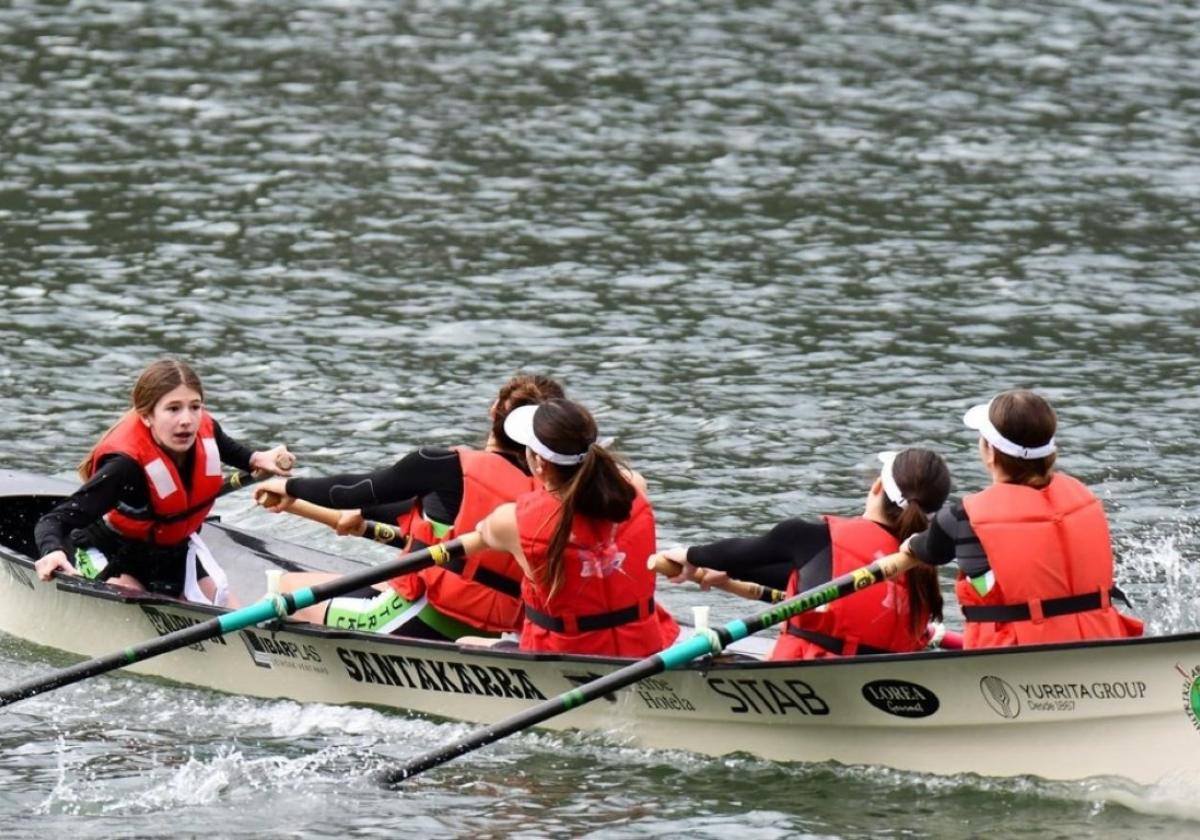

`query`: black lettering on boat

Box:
[862,679,940,718]
[369,652,404,687]
[489,666,523,699]
[1018,681,1147,704]
[411,659,440,691]
[450,662,482,695]
[737,679,774,713]
[635,676,696,712]
[707,678,750,713]
[339,648,362,681]
[729,680,764,713]
[763,681,805,715]
[469,664,503,697]
[352,649,384,684]
[514,669,547,700]
[140,605,226,652]
[426,660,461,694]
[388,655,417,689]
[706,677,830,716]
[785,680,830,715]
[332,648,545,699]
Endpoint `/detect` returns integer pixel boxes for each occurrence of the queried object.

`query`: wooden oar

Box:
[0,537,467,709]
[257,492,409,548]
[380,551,919,785]
[647,554,786,603]
[648,554,963,650]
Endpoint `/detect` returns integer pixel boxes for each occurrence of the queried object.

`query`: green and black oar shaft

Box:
[382,552,919,786]
[651,553,963,650]
[0,537,469,709]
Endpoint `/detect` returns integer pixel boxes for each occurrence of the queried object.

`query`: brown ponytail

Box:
[531,400,636,598]
[77,359,204,480]
[879,448,952,637]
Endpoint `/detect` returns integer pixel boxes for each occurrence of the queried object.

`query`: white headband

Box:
[877,451,907,509]
[963,400,1056,460]
[504,404,591,466]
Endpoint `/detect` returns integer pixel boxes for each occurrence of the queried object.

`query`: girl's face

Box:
[143,384,204,455]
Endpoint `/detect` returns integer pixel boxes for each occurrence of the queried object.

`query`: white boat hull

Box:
[2,470,1198,784]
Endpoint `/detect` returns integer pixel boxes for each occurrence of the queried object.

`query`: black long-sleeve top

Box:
[282,446,528,527]
[686,517,836,592]
[905,501,990,578]
[34,420,257,557]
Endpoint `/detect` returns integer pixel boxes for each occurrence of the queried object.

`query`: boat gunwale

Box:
[2,529,1192,674]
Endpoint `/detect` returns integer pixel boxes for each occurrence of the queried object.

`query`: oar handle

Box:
[648,555,785,604]
[219,449,295,496]
[258,492,410,549]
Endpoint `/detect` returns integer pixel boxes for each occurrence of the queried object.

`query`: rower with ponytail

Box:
[475,398,680,657]
[651,448,953,659]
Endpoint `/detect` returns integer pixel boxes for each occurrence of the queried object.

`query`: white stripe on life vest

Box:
[202,436,221,477]
[144,457,178,499]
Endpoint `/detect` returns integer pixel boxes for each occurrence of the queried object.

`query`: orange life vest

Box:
[390,448,531,633]
[958,473,1144,648]
[93,411,224,545]
[516,487,679,657]
[770,516,929,660]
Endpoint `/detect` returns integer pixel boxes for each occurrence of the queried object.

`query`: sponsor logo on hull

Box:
[980,675,1020,719]
[981,675,1149,714]
[336,646,547,700]
[862,679,939,718]
[1176,664,1200,732]
[636,677,695,712]
[707,677,830,716]
[239,629,327,673]
[140,605,227,652]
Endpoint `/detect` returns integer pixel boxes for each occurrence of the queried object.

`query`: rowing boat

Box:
[1,468,1197,785]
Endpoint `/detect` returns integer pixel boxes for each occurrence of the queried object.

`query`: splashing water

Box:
[1116,523,1200,636]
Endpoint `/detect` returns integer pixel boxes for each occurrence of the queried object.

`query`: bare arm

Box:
[476,502,531,579]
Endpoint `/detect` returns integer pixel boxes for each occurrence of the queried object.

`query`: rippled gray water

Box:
[3,1,1200,837]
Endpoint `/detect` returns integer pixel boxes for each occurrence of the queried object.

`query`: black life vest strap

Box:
[962,586,1131,623]
[784,625,889,656]
[442,556,522,600]
[524,598,655,635]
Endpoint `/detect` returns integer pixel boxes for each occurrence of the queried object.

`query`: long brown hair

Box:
[532,399,636,598]
[879,448,951,636]
[77,359,204,479]
[987,390,1057,488]
[491,374,565,461]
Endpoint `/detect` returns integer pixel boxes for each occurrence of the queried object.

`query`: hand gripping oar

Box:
[257,492,409,548]
[380,551,920,785]
[0,537,468,709]
[647,554,963,651]
[647,554,786,604]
